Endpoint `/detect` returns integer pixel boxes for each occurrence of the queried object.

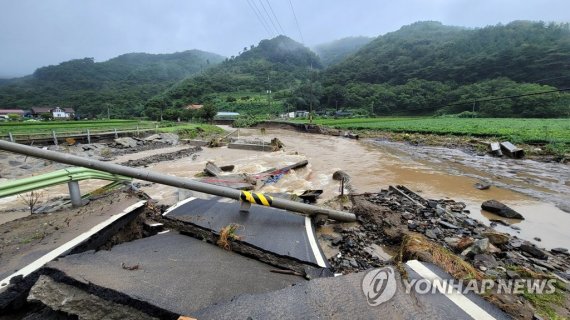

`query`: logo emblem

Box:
[362,267,397,306]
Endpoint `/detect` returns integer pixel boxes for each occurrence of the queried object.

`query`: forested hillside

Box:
[0,50,224,118]
[320,21,570,117]
[1,21,569,119]
[313,36,373,67]
[144,36,321,120]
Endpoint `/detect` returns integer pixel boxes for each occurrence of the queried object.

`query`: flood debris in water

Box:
[500,141,525,159]
[318,184,570,319]
[482,199,525,219]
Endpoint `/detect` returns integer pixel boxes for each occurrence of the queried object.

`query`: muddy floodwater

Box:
[1,127,569,249]
[141,127,569,249]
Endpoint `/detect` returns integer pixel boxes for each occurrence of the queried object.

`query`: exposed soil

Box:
[0,190,144,281]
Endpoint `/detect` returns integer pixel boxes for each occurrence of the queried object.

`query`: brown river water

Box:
[1,126,569,249]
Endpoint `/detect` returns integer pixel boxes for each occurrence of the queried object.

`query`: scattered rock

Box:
[482,231,510,246]
[114,137,138,148]
[506,270,521,279]
[474,254,499,269]
[438,220,460,229]
[425,229,438,239]
[481,200,524,219]
[474,183,491,190]
[462,238,490,256]
[533,237,541,242]
[520,242,548,260]
[551,247,568,255]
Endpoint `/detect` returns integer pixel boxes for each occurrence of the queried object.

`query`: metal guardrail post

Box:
[87,129,91,144]
[0,140,356,222]
[8,132,14,143]
[67,180,82,207]
[52,130,58,145]
[114,128,118,139]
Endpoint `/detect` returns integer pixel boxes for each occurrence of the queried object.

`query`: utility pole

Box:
[107,105,110,120]
[371,101,374,116]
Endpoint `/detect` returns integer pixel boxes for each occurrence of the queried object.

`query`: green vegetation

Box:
[0,50,224,118]
[1,21,569,120]
[143,35,321,119]
[296,117,570,145]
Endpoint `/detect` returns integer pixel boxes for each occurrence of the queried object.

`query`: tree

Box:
[199,103,218,123]
[18,190,44,214]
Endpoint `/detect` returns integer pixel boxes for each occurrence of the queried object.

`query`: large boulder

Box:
[481,200,524,220]
[113,137,138,148]
[144,133,178,145]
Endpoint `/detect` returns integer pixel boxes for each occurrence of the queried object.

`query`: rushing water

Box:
[2,127,568,249]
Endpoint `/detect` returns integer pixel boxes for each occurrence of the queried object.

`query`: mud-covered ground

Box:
[0,190,143,282]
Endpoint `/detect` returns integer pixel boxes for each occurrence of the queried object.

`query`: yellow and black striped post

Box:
[240,191,273,207]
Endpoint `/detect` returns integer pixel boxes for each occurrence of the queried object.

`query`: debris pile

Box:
[326,186,570,282]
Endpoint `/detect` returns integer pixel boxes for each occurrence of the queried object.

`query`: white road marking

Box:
[0,201,147,288]
[406,260,497,320]
[162,197,196,216]
[305,216,327,268]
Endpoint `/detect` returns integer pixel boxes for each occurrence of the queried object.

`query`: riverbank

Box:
[285,118,570,162]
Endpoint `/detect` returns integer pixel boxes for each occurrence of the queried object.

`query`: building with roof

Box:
[0,109,26,116]
[30,107,75,119]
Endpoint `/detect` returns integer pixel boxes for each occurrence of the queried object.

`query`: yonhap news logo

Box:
[361,267,398,306]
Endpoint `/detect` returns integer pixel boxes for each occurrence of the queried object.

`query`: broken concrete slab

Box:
[114,137,138,148]
[45,232,304,316]
[500,141,524,159]
[28,275,159,320]
[162,197,329,268]
[481,200,525,220]
[228,141,273,152]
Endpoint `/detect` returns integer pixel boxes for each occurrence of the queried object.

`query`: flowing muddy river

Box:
[142,127,569,249]
[1,127,568,249]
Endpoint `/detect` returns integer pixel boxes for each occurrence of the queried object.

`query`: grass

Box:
[293,117,570,145]
[397,234,482,281]
[217,223,243,250]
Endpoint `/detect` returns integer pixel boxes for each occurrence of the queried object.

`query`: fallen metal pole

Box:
[0,140,356,222]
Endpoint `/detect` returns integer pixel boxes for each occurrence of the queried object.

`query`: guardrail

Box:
[0,140,357,222]
[0,167,131,207]
[3,124,159,144]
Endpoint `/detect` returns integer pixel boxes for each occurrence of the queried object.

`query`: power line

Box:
[265,0,286,35]
[288,0,304,44]
[258,0,280,35]
[246,0,273,37]
[533,75,570,83]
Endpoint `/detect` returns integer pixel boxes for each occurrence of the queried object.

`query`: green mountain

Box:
[0,50,225,118]
[320,21,570,117]
[325,21,570,87]
[314,36,373,67]
[145,35,321,119]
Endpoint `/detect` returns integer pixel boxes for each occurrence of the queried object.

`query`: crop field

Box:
[295,117,570,144]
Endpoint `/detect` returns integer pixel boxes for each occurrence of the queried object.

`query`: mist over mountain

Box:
[313,36,374,67]
[1,20,569,119]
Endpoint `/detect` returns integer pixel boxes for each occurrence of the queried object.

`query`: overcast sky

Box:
[0,0,568,78]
